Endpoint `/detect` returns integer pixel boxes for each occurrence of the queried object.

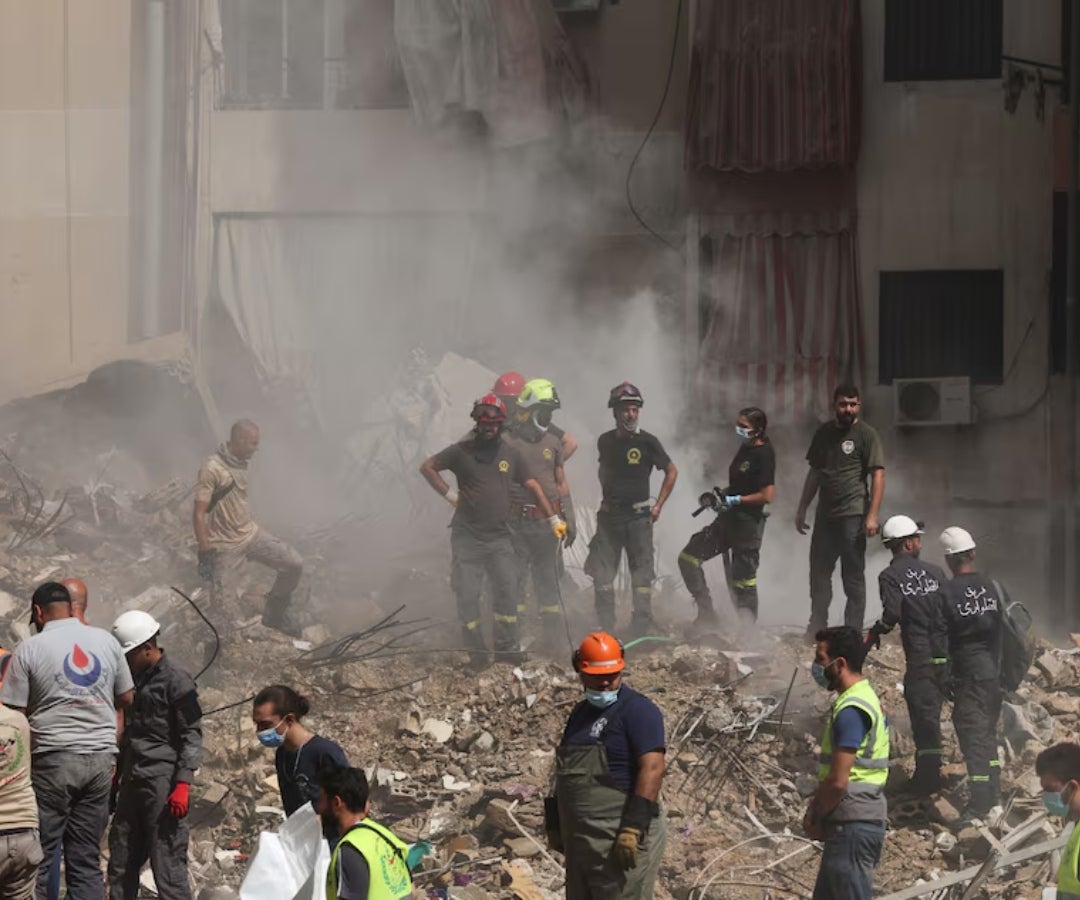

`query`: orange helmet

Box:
[573,631,625,675]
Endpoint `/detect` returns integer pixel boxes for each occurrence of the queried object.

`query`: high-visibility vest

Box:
[326,819,412,900]
[818,678,890,790]
[1058,822,1080,896]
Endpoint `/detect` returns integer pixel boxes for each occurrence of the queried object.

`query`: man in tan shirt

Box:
[193,420,304,636]
[0,703,40,900]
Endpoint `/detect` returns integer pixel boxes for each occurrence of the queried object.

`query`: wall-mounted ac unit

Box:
[893,376,973,426]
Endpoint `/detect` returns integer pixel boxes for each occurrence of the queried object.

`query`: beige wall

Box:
[0,0,183,406]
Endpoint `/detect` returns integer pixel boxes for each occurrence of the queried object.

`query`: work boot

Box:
[261,597,305,639]
[911,761,943,797]
[693,603,720,629]
[596,604,616,634]
[493,642,526,666]
[629,613,659,640]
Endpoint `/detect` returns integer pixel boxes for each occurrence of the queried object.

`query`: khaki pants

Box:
[0,829,42,900]
[211,528,303,619]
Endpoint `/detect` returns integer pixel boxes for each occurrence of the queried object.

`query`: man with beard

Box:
[585,383,678,637]
[193,419,304,636]
[866,516,949,795]
[317,766,413,900]
[421,394,565,664]
[796,384,885,635]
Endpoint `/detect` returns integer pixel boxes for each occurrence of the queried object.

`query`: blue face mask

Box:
[1044,790,1070,818]
[735,425,754,444]
[257,721,287,749]
[811,661,836,690]
[585,688,620,709]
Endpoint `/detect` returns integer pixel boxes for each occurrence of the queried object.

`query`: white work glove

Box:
[444,489,458,508]
[548,515,568,540]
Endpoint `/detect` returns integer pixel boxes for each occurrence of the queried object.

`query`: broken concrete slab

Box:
[504,836,542,858]
[423,718,454,744]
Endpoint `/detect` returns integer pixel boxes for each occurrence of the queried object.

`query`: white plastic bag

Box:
[239,804,331,900]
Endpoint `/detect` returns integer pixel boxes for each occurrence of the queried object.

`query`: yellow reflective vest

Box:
[818,678,889,790]
[326,819,412,900]
[1058,822,1080,897]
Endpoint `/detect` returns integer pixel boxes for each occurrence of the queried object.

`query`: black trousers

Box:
[451,525,519,651]
[584,511,655,631]
[678,512,765,618]
[904,664,946,793]
[952,678,1002,814]
[809,514,867,631]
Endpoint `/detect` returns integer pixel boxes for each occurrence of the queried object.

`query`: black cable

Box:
[202,693,257,717]
[624,0,685,255]
[170,586,220,683]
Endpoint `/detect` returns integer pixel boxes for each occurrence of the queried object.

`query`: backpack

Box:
[993,579,1035,692]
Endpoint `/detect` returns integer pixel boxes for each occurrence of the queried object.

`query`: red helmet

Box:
[492,371,525,401]
[471,393,507,423]
[608,382,644,409]
[573,631,625,675]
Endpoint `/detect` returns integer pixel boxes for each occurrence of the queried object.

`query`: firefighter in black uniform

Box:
[678,407,775,627]
[940,525,1004,816]
[585,383,677,637]
[866,515,949,795]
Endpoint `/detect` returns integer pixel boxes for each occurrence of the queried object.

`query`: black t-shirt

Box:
[728,442,776,503]
[597,430,671,504]
[943,572,1004,682]
[561,687,665,794]
[275,735,349,816]
[432,438,532,531]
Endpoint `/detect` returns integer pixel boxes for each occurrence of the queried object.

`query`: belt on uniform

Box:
[513,499,561,520]
[600,500,652,515]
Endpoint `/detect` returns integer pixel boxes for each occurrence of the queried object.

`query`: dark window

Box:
[884,0,1003,82]
[878,270,1004,384]
[220,0,408,110]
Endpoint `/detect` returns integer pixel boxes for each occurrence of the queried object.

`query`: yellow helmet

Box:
[517,378,561,409]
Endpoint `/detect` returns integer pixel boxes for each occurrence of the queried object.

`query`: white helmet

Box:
[881,515,923,543]
[940,526,976,556]
[112,610,161,652]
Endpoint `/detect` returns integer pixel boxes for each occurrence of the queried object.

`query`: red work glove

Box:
[167,782,190,818]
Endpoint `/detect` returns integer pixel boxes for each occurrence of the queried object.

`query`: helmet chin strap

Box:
[531,410,549,433]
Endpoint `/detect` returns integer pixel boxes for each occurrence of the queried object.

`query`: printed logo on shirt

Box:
[62,644,102,688]
[589,717,608,740]
[738,461,750,473]
[542,448,554,461]
[0,727,25,777]
[498,460,510,473]
[841,440,855,456]
[626,448,642,465]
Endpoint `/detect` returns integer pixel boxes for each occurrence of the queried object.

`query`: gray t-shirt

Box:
[0,618,134,755]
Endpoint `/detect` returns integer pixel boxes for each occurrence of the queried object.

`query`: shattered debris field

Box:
[0,399,1077,900]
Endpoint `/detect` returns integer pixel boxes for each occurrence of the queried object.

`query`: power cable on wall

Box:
[624,0,685,255]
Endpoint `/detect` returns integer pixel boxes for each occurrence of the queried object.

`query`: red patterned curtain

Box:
[694,211,864,421]
[686,0,861,172]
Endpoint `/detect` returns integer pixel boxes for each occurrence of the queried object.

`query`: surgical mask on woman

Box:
[257,719,288,749]
[735,425,754,444]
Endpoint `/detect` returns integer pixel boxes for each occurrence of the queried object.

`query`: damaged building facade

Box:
[0,0,1068,623]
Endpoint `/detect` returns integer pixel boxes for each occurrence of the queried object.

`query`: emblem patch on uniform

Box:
[627,448,642,465]
[590,718,608,739]
[841,440,855,456]
[498,460,510,473]
[738,461,750,473]
[542,448,554,460]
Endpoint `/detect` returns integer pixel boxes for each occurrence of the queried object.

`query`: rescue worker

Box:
[940,526,1004,817]
[0,582,134,900]
[586,383,678,636]
[107,610,202,900]
[251,685,348,821]
[318,766,413,900]
[193,419,305,637]
[795,384,885,635]
[0,696,39,900]
[420,394,566,663]
[678,406,774,628]
[1036,742,1080,897]
[503,378,576,650]
[496,371,578,461]
[549,632,666,900]
[866,515,949,795]
[803,626,889,900]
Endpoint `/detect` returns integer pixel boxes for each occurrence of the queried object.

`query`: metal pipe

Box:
[1066,0,1080,624]
[140,0,166,338]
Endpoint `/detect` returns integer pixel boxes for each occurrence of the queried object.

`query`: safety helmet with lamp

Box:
[572,631,626,675]
[608,382,644,409]
[471,393,508,423]
[881,515,924,543]
[492,372,525,402]
[940,526,976,556]
[112,610,161,653]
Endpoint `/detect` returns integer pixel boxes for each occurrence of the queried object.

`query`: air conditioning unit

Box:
[893,376,973,426]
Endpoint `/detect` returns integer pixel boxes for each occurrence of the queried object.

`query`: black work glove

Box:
[864,622,888,651]
[109,772,120,814]
[197,549,216,582]
[543,796,563,852]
